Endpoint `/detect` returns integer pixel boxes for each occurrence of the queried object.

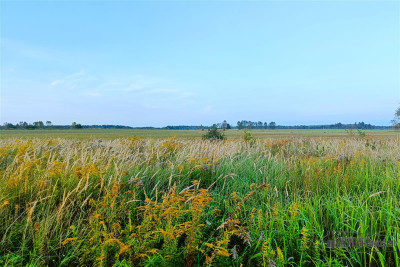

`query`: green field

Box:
[1,132,400,266]
[1,128,399,139]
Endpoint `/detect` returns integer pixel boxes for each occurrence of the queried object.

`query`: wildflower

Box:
[314,240,321,259]
[277,247,284,263]
[111,183,119,197]
[259,183,270,190]
[231,191,240,201]
[274,186,278,197]
[272,203,279,217]
[262,238,275,265]
[89,198,96,206]
[213,209,222,215]
[300,226,309,252]
[112,222,121,231]
[333,163,342,174]
[14,204,19,214]
[289,202,299,218]
[216,248,231,257]
[119,243,130,255]
[0,200,10,209]
[159,228,175,239]
[96,255,105,261]
[61,237,77,246]
[178,164,184,172]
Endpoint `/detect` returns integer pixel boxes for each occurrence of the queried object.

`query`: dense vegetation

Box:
[202,125,226,140]
[0,135,399,266]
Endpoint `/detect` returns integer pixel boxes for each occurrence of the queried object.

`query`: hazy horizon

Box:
[0,121,394,128]
[1,1,399,127]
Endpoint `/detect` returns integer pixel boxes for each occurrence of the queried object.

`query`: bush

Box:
[357,129,366,138]
[242,129,253,142]
[202,124,225,140]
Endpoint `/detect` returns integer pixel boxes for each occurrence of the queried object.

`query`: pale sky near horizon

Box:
[1,1,399,127]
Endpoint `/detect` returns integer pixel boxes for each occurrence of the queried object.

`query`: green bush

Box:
[242,129,253,142]
[202,124,226,140]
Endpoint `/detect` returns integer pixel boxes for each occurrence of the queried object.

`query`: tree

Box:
[392,106,400,129]
[3,122,16,129]
[71,122,83,129]
[221,120,228,131]
[33,121,44,128]
[269,121,276,129]
[17,121,28,128]
[46,121,52,127]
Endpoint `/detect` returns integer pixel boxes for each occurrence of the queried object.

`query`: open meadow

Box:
[0,130,400,266]
[1,128,399,140]
[2,0,399,265]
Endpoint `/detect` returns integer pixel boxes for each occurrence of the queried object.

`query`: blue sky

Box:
[1,1,399,126]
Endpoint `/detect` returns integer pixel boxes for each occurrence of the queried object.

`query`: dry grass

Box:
[0,135,400,266]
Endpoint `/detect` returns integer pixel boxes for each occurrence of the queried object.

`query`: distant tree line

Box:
[236,120,276,129]
[278,122,379,129]
[1,122,132,130]
[164,125,204,130]
[3,102,399,131]
[1,121,392,130]
[164,121,389,130]
[2,121,51,130]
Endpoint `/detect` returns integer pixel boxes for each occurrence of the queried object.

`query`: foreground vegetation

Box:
[1,135,400,266]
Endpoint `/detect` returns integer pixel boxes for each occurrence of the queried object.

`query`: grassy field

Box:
[1,128,399,139]
[1,132,400,266]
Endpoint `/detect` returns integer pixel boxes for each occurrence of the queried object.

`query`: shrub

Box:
[242,129,253,142]
[202,125,225,140]
[357,129,366,138]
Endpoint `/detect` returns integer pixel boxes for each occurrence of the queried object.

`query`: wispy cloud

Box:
[47,70,196,106]
[1,38,55,62]
[50,70,86,88]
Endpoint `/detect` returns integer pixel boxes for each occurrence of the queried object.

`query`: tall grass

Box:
[0,136,399,266]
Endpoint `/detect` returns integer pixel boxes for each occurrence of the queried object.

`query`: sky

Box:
[1,1,399,127]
